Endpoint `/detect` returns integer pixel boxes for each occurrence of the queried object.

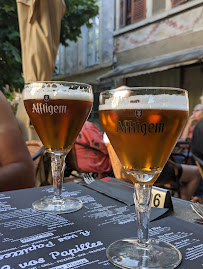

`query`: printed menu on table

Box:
[0,182,202,269]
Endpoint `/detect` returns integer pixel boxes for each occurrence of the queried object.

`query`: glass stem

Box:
[51,152,66,200]
[134,183,153,246]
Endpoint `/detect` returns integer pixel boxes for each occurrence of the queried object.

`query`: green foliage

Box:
[0,0,99,92]
[61,0,99,46]
[4,90,14,101]
[0,1,23,91]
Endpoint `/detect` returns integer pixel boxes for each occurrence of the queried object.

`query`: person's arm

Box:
[0,92,35,192]
[180,114,195,140]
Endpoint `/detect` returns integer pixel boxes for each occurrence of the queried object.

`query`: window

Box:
[55,45,64,76]
[171,0,188,7]
[87,16,99,67]
[152,0,166,15]
[120,0,146,28]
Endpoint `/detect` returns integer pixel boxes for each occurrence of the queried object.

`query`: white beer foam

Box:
[23,82,93,101]
[99,94,188,111]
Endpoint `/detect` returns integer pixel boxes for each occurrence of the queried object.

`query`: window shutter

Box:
[120,0,126,27]
[171,0,188,7]
[131,0,146,23]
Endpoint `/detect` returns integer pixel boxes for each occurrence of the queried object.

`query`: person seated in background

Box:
[0,91,35,191]
[74,121,112,178]
[174,103,203,165]
[181,104,203,141]
[191,113,203,161]
[190,102,203,203]
[155,161,201,201]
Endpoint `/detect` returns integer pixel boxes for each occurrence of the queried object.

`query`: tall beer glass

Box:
[23,82,93,214]
[99,87,188,268]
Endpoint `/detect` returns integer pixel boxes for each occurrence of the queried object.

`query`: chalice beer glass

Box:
[99,87,188,268]
[23,82,93,213]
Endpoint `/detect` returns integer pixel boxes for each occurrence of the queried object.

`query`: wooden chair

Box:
[171,140,191,164]
[25,140,50,187]
[26,140,44,168]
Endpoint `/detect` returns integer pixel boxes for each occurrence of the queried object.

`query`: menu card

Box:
[0,182,202,269]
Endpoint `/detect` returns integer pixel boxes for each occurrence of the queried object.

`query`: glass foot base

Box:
[32,196,83,214]
[106,238,182,269]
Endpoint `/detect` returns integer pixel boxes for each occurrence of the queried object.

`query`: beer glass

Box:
[99,87,188,268]
[23,82,93,214]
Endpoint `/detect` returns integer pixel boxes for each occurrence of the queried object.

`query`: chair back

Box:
[26,140,44,167]
[171,140,191,164]
[26,140,52,187]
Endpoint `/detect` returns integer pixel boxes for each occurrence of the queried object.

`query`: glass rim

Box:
[100,86,187,95]
[25,81,92,89]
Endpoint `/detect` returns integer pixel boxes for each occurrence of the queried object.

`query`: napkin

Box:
[84,177,169,221]
[194,218,203,224]
[87,177,134,206]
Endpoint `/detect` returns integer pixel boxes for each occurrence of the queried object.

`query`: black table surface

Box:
[171,197,197,223]
[0,181,202,269]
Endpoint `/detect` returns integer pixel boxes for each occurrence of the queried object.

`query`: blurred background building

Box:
[54,0,203,121]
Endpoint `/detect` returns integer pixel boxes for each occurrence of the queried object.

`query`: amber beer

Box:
[24,96,92,152]
[99,107,188,184]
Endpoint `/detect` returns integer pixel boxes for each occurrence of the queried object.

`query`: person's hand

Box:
[181,112,196,140]
[187,114,196,126]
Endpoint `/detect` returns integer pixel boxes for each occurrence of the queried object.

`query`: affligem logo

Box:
[136,110,142,118]
[44,95,49,101]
